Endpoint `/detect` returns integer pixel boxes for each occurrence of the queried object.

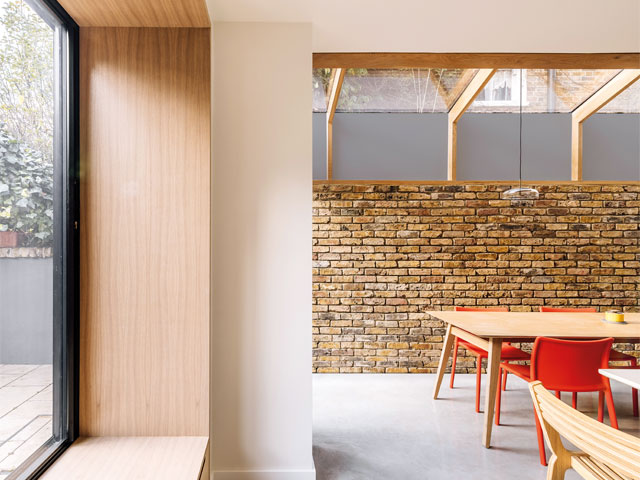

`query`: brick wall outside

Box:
[468,69,623,113]
[312,183,640,373]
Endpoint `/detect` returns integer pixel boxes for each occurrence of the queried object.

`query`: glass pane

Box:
[336,68,478,113]
[468,69,623,113]
[0,0,55,475]
[599,78,640,113]
[554,69,622,111]
[313,68,331,112]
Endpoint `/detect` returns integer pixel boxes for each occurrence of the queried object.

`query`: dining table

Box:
[599,369,640,390]
[428,310,640,448]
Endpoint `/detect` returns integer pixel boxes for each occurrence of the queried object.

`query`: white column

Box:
[211,22,314,480]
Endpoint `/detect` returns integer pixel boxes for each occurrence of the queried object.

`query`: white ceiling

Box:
[206,0,640,53]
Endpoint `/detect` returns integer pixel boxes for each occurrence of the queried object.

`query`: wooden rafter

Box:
[447,69,496,181]
[570,69,640,181]
[313,53,640,69]
[326,68,345,180]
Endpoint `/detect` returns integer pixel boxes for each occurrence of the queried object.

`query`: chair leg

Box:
[598,391,604,423]
[555,391,561,400]
[546,455,569,480]
[533,405,548,466]
[495,368,503,426]
[604,388,619,430]
[631,357,638,417]
[475,355,482,413]
[502,371,508,391]
[449,339,459,389]
[572,392,577,409]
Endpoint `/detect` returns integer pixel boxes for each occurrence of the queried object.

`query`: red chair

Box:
[495,337,618,466]
[539,306,638,417]
[449,306,530,413]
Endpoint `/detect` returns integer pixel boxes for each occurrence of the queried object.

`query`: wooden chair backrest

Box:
[529,381,640,478]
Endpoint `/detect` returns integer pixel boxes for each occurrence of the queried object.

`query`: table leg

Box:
[433,324,455,399]
[482,337,503,448]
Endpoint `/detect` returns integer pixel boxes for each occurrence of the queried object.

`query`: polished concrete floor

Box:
[313,374,640,480]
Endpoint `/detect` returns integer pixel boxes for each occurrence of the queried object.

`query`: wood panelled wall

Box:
[59,0,209,27]
[79,27,210,436]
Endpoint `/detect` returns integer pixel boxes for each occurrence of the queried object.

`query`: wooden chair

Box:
[529,381,640,480]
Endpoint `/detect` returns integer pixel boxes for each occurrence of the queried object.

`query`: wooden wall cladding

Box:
[58,0,209,27]
[79,27,210,436]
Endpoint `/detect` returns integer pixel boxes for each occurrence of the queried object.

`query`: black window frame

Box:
[5,0,79,478]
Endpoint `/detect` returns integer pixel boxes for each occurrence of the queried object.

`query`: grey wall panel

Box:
[331,113,448,181]
[313,112,638,181]
[583,114,640,181]
[457,113,571,181]
[313,113,327,180]
[521,114,571,180]
[0,258,52,364]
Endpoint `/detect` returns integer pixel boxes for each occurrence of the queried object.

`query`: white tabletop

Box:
[599,369,640,390]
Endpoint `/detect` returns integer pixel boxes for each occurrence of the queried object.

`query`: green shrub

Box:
[0,124,53,247]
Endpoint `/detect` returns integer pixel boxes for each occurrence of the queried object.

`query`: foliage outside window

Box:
[0,0,77,477]
[0,124,53,246]
[312,68,331,112]
[0,0,54,247]
[338,68,475,113]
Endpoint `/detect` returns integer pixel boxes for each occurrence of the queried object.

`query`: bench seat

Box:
[40,436,209,480]
[529,381,639,480]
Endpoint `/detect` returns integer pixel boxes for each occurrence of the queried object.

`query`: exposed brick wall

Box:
[312,183,640,373]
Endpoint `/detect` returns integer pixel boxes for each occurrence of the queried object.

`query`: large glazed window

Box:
[0,0,77,478]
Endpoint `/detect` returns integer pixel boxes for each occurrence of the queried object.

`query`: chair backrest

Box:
[539,306,597,313]
[529,381,640,478]
[454,306,508,312]
[530,337,613,392]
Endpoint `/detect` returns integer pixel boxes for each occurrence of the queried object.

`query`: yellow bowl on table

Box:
[604,310,625,324]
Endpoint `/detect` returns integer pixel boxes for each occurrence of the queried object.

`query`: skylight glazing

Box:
[599,78,640,113]
[468,69,623,113]
[334,68,478,113]
[313,68,331,112]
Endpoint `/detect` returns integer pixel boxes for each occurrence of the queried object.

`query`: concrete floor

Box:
[313,374,640,480]
[0,365,52,479]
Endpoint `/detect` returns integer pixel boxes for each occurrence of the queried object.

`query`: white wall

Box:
[309,0,640,53]
[207,3,639,479]
[211,22,314,480]
[208,0,640,53]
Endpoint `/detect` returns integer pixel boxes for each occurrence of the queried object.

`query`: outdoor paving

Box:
[0,365,52,479]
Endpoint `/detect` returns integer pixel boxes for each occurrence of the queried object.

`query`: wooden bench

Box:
[529,381,640,480]
[39,437,209,480]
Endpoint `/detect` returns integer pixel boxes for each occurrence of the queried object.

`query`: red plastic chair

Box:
[495,337,617,466]
[539,306,638,417]
[449,306,530,413]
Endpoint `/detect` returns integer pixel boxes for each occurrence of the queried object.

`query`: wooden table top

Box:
[427,311,640,340]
